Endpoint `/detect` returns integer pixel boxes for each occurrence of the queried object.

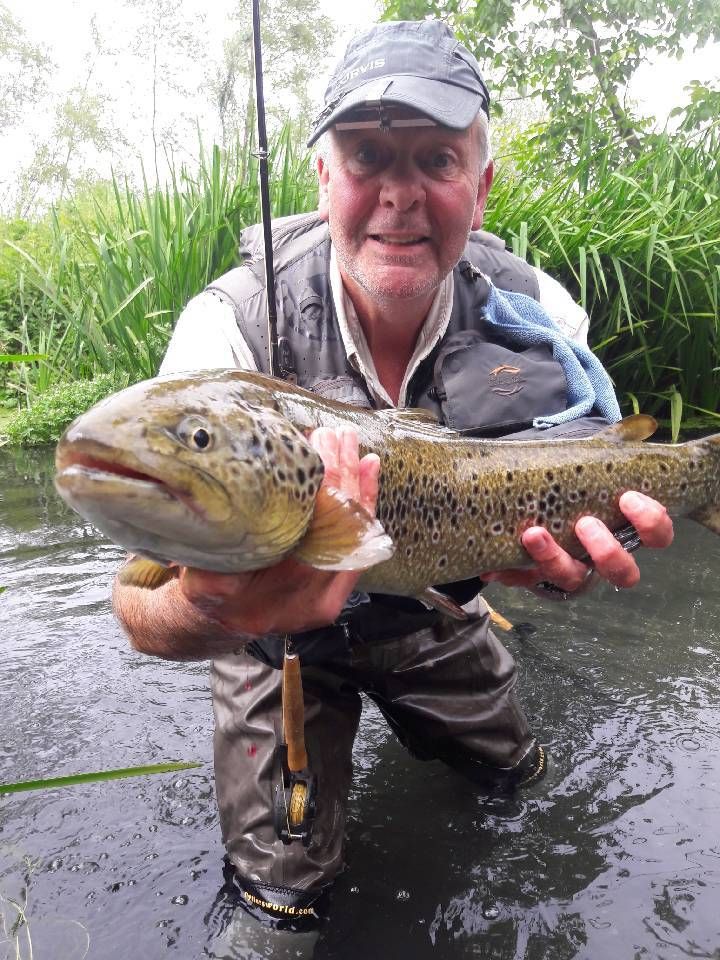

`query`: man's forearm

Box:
[112,576,252,661]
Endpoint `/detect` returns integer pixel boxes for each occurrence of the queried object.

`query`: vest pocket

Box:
[433,331,568,433]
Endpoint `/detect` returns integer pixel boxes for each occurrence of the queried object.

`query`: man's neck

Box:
[342,274,435,405]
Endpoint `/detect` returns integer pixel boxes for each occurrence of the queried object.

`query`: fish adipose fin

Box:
[594,414,658,442]
[377,407,439,425]
[118,556,178,590]
[293,486,395,571]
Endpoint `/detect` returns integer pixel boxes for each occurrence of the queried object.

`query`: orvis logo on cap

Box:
[338,58,386,87]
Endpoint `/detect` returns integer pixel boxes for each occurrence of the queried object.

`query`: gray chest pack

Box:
[207,212,573,437]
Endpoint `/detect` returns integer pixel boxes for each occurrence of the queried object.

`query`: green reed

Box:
[0,761,202,794]
[486,122,720,434]
[2,126,317,407]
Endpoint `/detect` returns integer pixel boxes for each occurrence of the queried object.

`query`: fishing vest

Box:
[205,213,591,665]
[206,212,576,436]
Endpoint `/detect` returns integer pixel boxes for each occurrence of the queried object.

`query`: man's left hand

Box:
[481,491,674,594]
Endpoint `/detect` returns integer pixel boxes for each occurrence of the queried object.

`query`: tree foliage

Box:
[124,0,206,180]
[0,2,52,134]
[206,0,337,152]
[12,17,124,217]
[380,0,720,161]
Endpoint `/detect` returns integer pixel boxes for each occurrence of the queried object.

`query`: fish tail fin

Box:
[688,506,720,536]
[687,433,720,536]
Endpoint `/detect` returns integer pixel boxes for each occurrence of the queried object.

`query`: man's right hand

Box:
[113,428,380,660]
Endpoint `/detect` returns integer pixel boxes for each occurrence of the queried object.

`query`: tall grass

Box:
[2,125,317,407]
[486,122,720,431]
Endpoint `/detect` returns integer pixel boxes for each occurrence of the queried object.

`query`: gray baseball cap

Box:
[307,20,490,147]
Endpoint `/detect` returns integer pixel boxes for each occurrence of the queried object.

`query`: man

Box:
[113,18,673,943]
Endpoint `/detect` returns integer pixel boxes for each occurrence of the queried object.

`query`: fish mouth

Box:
[55,442,205,518]
[58,452,164,486]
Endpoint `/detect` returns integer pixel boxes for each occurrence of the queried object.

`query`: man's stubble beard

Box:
[332,235,451,306]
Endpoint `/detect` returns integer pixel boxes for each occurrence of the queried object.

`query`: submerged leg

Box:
[211,650,362,925]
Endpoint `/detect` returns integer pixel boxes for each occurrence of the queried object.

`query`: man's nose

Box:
[378,163,426,211]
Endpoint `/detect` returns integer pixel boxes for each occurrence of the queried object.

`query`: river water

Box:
[1,446,719,960]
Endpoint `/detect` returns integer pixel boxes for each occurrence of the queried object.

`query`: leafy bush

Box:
[2,375,120,446]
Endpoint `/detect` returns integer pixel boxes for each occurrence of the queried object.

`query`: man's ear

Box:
[317,155,330,222]
[471,160,494,231]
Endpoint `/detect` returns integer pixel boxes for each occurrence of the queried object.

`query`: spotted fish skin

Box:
[360,426,720,596]
[54,369,720,599]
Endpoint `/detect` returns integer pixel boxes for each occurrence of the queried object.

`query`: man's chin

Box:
[349,265,443,304]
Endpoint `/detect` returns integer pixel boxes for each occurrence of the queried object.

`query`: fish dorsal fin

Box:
[293,486,395,571]
[376,408,460,439]
[118,556,178,590]
[594,414,658,443]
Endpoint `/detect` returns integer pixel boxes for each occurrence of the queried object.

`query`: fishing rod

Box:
[251,0,280,379]
[251,0,315,846]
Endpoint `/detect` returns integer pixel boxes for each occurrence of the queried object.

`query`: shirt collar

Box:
[329,245,454,408]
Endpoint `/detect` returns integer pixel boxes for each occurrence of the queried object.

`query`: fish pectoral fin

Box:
[417,587,469,621]
[688,505,720,536]
[594,414,658,443]
[293,486,395,571]
[118,556,178,590]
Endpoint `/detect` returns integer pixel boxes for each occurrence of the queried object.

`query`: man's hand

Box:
[481,491,674,595]
[179,427,380,636]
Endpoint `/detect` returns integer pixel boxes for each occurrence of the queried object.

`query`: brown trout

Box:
[55,369,720,614]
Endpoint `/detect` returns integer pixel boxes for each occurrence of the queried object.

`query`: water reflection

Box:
[1,446,719,959]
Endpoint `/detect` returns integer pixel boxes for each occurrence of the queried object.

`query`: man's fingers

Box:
[619,491,674,549]
[575,516,640,588]
[310,427,366,504]
[520,526,589,591]
[358,453,381,514]
[310,427,340,486]
[338,428,361,500]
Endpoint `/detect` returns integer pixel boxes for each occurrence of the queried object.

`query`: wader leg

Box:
[211,651,362,920]
[354,606,543,790]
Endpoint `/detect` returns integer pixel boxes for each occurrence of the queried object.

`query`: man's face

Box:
[317,113,493,315]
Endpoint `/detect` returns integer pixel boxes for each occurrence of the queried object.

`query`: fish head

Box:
[54,370,324,571]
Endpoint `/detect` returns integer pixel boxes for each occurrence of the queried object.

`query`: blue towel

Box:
[485,285,621,428]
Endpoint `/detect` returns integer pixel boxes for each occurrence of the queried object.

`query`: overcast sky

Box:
[3,0,719,209]
[10,0,718,117]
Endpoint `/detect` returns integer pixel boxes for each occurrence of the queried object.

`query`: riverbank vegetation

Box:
[0,1,718,445]
[1,118,717,444]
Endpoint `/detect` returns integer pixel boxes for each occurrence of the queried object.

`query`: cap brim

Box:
[307,75,485,147]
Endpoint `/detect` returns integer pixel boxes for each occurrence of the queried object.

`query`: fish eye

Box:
[177,417,214,452]
[192,428,211,450]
